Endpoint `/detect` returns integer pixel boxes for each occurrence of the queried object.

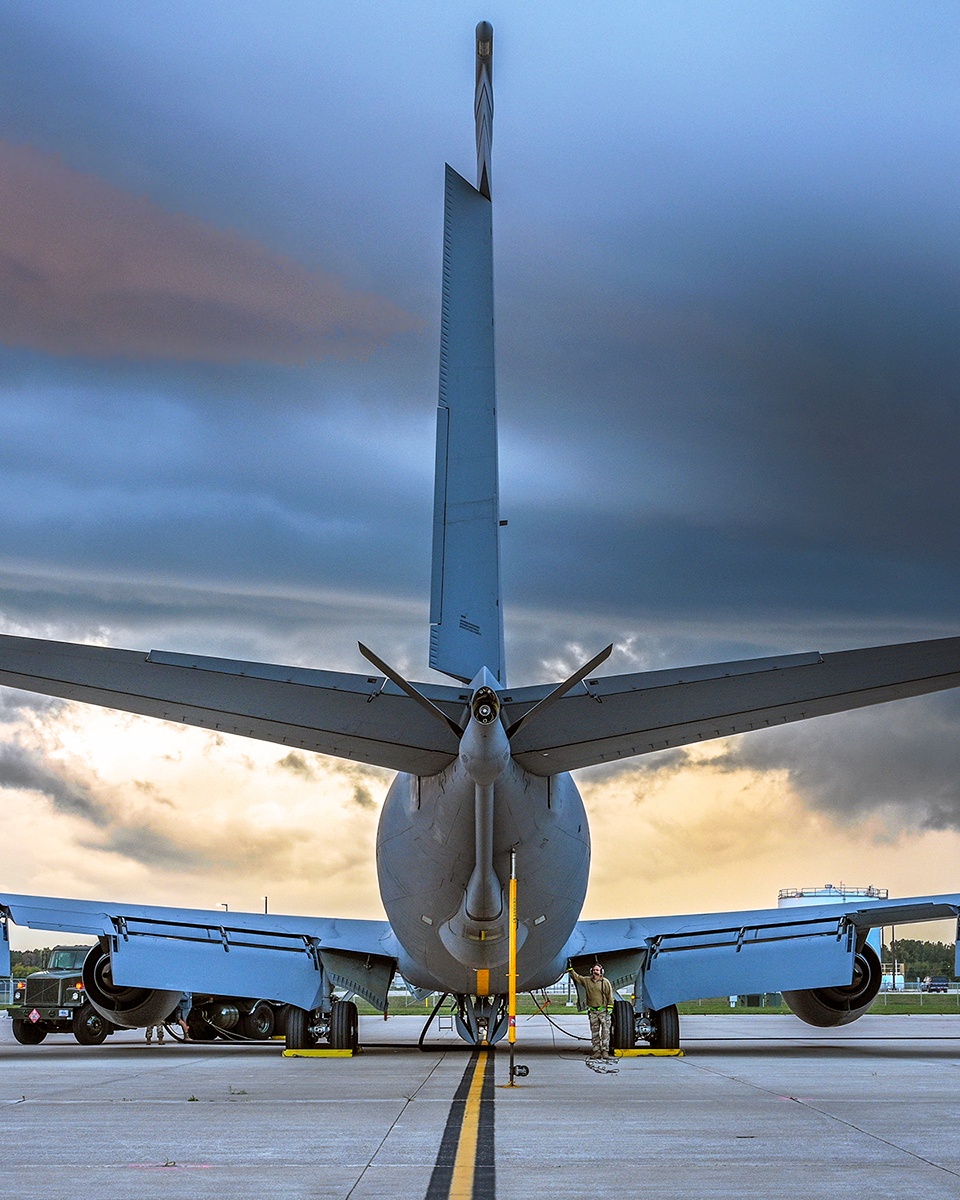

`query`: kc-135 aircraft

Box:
[1,23,960,1052]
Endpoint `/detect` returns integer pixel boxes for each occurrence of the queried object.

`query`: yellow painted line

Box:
[448,1049,487,1198]
[475,969,489,997]
[615,1048,684,1057]
[282,1048,355,1057]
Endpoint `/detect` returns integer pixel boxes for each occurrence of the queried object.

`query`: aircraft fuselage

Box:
[377,757,590,996]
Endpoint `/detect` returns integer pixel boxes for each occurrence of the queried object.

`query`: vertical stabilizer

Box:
[429,24,504,685]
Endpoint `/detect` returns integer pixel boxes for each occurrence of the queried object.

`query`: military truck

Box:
[8,945,114,1045]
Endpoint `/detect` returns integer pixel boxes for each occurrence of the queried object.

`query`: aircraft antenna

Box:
[475,21,493,198]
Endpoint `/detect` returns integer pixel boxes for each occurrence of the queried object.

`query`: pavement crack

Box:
[681,1057,960,1181]
[343,1053,446,1200]
[785,1096,960,1181]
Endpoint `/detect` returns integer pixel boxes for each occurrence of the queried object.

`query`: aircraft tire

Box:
[239,1003,276,1040]
[610,999,635,1050]
[285,1005,310,1050]
[73,1003,109,1045]
[11,1019,47,1045]
[330,1000,358,1051]
[650,1004,680,1049]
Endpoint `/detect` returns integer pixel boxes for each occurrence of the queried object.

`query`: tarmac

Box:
[2,1011,960,1199]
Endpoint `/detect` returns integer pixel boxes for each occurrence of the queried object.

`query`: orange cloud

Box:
[0,142,419,362]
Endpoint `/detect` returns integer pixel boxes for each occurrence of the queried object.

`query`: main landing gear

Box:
[610,999,680,1051]
[285,1000,359,1051]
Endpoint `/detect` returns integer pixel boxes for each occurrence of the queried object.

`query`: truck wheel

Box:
[330,1000,358,1051]
[187,1013,219,1041]
[11,1019,47,1045]
[239,1004,276,1040]
[73,1003,109,1046]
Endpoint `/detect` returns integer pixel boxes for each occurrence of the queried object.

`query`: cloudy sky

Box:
[1,1,959,946]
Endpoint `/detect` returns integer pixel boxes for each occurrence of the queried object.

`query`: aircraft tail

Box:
[429,23,504,684]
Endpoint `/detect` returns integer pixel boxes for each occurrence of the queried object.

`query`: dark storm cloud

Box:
[0,142,418,363]
[88,825,209,870]
[0,740,108,824]
[715,691,960,833]
[495,239,960,636]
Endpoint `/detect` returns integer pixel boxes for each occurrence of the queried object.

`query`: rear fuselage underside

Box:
[376,759,590,995]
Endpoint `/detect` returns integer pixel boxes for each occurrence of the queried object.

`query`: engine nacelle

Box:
[82,944,180,1029]
[782,943,882,1028]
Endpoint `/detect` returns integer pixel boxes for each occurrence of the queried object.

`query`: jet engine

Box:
[82,943,180,1029]
[782,943,882,1027]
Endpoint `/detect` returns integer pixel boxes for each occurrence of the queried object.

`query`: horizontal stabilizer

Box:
[0,635,468,774]
[502,638,960,774]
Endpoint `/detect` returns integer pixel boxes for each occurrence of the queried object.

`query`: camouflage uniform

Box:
[587,1009,611,1059]
[569,968,614,1059]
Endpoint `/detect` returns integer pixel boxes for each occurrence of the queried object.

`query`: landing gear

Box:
[633,1003,681,1050]
[453,995,508,1045]
[284,1004,347,1050]
[330,1001,359,1051]
[611,999,635,1050]
[11,1019,46,1045]
[72,1003,109,1045]
[285,1005,309,1050]
[650,1004,680,1049]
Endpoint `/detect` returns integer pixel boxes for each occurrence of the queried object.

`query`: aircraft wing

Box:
[0,892,399,1011]
[565,892,960,1009]
[504,637,960,774]
[0,635,467,775]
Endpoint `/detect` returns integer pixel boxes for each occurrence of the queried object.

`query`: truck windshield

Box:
[49,951,87,971]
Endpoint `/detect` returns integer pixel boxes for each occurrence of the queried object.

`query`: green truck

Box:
[8,945,114,1045]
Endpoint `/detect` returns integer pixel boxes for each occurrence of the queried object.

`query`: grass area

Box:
[678,994,960,1016]
[382,993,960,1017]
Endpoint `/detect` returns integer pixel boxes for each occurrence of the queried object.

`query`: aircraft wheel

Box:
[610,999,635,1050]
[330,1000,358,1051]
[11,1019,47,1045]
[239,1003,276,1040]
[285,1005,310,1050]
[650,1004,680,1049]
[73,1003,109,1045]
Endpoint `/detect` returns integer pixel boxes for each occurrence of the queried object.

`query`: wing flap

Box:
[641,914,855,1008]
[0,635,464,774]
[509,638,960,773]
[568,891,960,1008]
[0,892,397,1011]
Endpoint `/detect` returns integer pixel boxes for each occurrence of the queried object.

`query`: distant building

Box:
[778,884,886,959]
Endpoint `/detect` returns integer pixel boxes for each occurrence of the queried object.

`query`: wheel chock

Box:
[282,1048,356,1057]
[614,1048,684,1057]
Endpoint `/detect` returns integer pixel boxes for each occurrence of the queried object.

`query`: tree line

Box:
[882,940,956,981]
[10,949,54,977]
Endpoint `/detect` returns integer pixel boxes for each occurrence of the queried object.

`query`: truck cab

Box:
[8,945,113,1045]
